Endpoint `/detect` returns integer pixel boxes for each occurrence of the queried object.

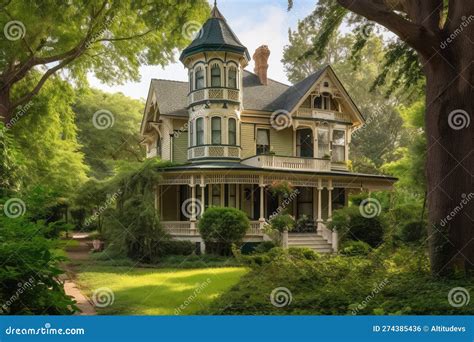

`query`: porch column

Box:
[189,176,196,233]
[317,178,323,234]
[200,175,205,217]
[327,179,333,222]
[259,175,265,229]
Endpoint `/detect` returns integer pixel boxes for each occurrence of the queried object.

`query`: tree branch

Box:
[337,0,439,57]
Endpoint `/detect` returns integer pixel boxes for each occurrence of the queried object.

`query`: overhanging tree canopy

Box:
[291,0,473,275]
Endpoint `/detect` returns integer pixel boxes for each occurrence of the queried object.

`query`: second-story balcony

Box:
[241,154,331,172]
[295,108,351,123]
[188,87,241,106]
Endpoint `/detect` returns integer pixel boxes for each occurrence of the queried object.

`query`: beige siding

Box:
[270,127,293,156]
[241,123,255,159]
[173,132,188,164]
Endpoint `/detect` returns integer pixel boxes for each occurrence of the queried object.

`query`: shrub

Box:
[330,206,385,247]
[0,216,76,314]
[198,207,249,255]
[254,241,277,253]
[341,240,372,256]
[398,220,427,243]
[157,240,196,256]
[44,220,73,239]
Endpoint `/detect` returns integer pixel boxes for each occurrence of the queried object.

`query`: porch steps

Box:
[287,233,333,253]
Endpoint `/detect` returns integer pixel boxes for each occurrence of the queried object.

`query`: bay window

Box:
[211,117,221,144]
[332,130,346,162]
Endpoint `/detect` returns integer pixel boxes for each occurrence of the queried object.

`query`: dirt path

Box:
[62,232,97,315]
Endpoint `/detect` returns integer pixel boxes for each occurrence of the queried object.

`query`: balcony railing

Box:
[296,108,351,123]
[162,221,264,237]
[188,145,241,160]
[188,88,241,106]
[241,155,331,172]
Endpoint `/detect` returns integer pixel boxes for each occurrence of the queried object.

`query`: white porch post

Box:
[259,175,265,229]
[200,175,205,217]
[190,176,196,233]
[327,179,333,222]
[317,178,323,234]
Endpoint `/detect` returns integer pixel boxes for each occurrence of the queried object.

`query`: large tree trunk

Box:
[423,39,474,275]
[0,88,12,125]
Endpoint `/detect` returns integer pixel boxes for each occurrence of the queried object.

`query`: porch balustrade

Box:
[241,155,330,172]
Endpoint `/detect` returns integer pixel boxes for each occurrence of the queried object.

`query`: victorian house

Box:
[140,4,396,253]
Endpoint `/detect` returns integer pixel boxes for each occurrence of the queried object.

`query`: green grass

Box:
[76,265,247,315]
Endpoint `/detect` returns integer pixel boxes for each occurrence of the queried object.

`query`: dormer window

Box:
[195,67,204,89]
[211,64,221,87]
[228,67,237,88]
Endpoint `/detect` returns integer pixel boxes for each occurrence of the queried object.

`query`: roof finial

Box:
[210,0,225,20]
[214,0,217,6]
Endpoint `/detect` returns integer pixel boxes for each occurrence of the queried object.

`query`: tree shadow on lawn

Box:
[76,267,247,315]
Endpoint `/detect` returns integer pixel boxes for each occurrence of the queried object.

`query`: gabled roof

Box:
[180,4,250,62]
[143,66,365,129]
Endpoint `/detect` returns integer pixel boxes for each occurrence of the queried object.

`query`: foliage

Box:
[330,206,385,247]
[0,216,76,314]
[8,75,89,195]
[341,240,372,256]
[0,123,24,195]
[0,0,210,117]
[44,220,74,239]
[295,214,313,233]
[203,247,473,315]
[268,181,294,198]
[397,220,427,244]
[253,241,277,254]
[198,207,249,255]
[264,213,295,246]
[73,89,145,179]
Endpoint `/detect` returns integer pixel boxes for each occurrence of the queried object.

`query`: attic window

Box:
[323,82,329,87]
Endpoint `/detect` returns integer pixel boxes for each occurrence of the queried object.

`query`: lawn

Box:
[76,265,247,315]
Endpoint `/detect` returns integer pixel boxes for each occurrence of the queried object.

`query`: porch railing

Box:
[162,221,264,237]
[241,155,331,172]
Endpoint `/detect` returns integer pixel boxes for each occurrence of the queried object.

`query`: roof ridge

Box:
[243,69,289,87]
[152,78,188,84]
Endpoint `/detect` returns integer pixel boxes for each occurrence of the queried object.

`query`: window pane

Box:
[314,96,322,109]
[196,118,204,145]
[296,129,313,157]
[211,117,221,144]
[196,69,204,89]
[333,130,345,146]
[256,129,269,154]
[228,68,237,88]
[228,119,236,145]
[211,65,221,87]
[317,129,329,158]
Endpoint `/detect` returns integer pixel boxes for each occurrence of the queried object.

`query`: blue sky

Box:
[88,0,316,101]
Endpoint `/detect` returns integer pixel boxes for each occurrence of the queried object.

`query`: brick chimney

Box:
[253,45,270,85]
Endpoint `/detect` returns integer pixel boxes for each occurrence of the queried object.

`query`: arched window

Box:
[228,67,237,88]
[196,117,204,145]
[195,67,204,89]
[211,64,221,87]
[211,117,221,144]
[313,95,331,110]
[228,118,236,145]
[189,72,193,92]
